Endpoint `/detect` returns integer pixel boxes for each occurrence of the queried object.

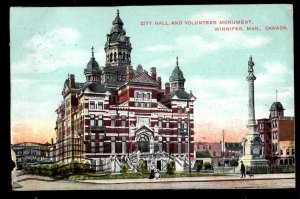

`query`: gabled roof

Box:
[129,72,158,85]
[160,89,191,102]
[81,82,108,93]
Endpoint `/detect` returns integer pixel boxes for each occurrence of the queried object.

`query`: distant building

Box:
[195,151,212,169]
[194,142,222,166]
[11,142,52,169]
[223,142,243,166]
[257,101,295,165]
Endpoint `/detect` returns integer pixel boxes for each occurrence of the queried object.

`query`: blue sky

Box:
[10,5,294,143]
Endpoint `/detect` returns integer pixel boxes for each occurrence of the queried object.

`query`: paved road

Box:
[14,173,295,190]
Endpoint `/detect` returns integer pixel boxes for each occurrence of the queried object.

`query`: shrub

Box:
[204,162,213,170]
[196,163,203,172]
[139,160,148,174]
[230,160,239,167]
[120,164,129,173]
[167,162,174,175]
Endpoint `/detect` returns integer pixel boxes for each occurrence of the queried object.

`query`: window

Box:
[91,133,96,140]
[111,137,115,154]
[111,115,116,127]
[141,102,144,107]
[98,115,103,126]
[99,141,104,153]
[121,115,126,127]
[90,101,95,109]
[135,102,139,107]
[185,142,188,154]
[90,114,95,126]
[286,149,290,155]
[91,141,95,153]
[98,102,103,110]
[213,151,216,156]
[292,149,295,155]
[178,106,182,113]
[281,150,283,155]
[178,142,182,154]
[122,137,127,153]
[147,93,151,99]
[158,117,162,128]
[184,118,188,129]
[166,118,170,128]
[178,119,182,128]
[209,145,211,150]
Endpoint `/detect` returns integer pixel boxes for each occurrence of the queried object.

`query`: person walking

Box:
[240,161,246,178]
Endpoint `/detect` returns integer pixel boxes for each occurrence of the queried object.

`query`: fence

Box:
[213,166,240,174]
[246,165,295,174]
[213,165,295,174]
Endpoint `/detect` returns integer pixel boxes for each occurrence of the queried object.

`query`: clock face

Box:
[252,147,260,155]
[119,36,126,42]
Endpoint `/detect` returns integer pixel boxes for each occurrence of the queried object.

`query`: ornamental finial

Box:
[91,46,94,58]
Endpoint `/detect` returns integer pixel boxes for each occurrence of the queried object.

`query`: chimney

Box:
[126,65,133,81]
[165,82,170,94]
[150,67,157,80]
[51,138,54,145]
[157,76,162,90]
[70,74,75,88]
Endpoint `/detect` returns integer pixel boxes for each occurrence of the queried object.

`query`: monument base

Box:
[240,156,268,167]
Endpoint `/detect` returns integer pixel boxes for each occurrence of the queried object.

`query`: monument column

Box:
[241,56,268,166]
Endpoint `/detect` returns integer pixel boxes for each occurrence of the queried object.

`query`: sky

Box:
[10,5,294,144]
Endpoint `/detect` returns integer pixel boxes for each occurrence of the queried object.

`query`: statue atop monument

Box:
[248,55,254,74]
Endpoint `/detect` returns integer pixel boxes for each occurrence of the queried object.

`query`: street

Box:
[13,173,295,190]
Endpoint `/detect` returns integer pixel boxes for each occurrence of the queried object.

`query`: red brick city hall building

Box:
[54,10,196,172]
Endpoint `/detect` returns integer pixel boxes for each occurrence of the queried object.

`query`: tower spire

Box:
[117,9,119,16]
[176,56,178,66]
[91,46,94,58]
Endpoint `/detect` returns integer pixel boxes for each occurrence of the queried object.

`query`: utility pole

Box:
[222,129,225,171]
[187,96,191,174]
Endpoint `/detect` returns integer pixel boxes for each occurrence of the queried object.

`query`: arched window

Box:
[110,52,112,62]
[114,52,116,61]
[137,134,150,152]
[123,52,126,60]
[118,52,121,59]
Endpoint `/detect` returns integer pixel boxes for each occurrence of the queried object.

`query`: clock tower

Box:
[104,9,132,66]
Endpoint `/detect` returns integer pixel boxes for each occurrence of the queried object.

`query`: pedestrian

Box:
[240,161,246,178]
[149,168,155,179]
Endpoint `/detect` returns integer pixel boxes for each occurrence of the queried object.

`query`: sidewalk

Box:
[16,171,295,185]
[79,173,295,184]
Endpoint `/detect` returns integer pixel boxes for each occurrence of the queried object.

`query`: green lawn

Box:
[68,172,232,181]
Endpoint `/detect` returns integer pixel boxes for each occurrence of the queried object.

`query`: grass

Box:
[68,172,232,181]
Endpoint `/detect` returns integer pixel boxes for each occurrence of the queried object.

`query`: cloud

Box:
[11,27,85,74]
[144,44,174,53]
